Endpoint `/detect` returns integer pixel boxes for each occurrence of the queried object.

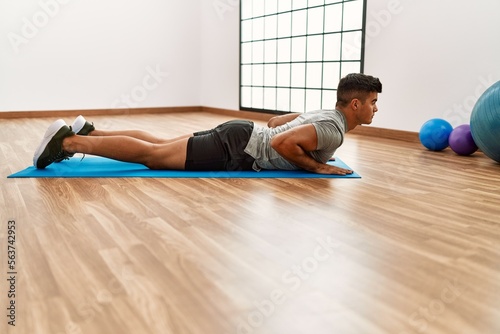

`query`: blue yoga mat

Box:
[8,157,360,179]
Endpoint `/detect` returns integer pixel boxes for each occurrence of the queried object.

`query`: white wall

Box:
[364,0,500,131]
[3,0,500,133]
[200,0,240,110]
[0,0,201,112]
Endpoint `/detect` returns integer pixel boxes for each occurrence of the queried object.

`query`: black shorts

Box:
[185,120,255,171]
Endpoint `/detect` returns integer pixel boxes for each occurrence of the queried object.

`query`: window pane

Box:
[252,17,264,40]
[252,41,264,63]
[265,15,278,40]
[264,88,277,110]
[241,20,252,42]
[309,0,325,7]
[307,7,324,35]
[277,88,290,111]
[322,90,336,109]
[306,89,322,111]
[342,31,362,61]
[252,87,264,109]
[264,40,277,63]
[291,63,306,87]
[241,43,252,64]
[277,12,292,38]
[307,35,324,61]
[277,38,291,63]
[323,62,340,89]
[253,0,265,17]
[265,0,278,15]
[291,37,307,62]
[278,0,292,12]
[241,87,252,107]
[264,64,277,86]
[241,0,253,20]
[292,10,307,36]
[241,65,252,85]
[341,62,361,77]
[343,0,364,31]
[293,0,308,10]
[324,4,342,33]
[277,64,291,87]
[252,64,264,86]
[291,89,305,112]
[323,33,341,61]
[306,63,323,89]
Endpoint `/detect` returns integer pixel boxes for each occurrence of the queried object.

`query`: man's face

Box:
[357,92,379,124]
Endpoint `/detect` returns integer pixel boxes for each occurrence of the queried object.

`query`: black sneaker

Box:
[55,115,95,162]
[71,115,95,135]
[33,119,75,169]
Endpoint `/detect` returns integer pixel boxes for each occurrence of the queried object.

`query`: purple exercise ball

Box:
[449,124,478,156]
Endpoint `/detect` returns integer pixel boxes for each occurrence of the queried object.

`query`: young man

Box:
[33,73,382,175]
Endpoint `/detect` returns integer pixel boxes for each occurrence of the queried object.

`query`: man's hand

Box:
[314,163,353,175]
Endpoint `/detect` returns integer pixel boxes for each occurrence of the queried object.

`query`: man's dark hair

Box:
[336,73,382,108]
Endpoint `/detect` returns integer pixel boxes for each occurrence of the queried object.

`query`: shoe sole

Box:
[33,119,67,167]
[72,115,86,134]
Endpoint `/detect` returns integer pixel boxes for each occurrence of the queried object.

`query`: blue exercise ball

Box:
[470,81,500,163]
[419,118,453,151]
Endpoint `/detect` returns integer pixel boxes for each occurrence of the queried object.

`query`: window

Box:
[240,0,366,113]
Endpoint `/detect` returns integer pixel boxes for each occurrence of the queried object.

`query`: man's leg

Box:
[62,135,189,170]
[89,129,192,144]
[71,115,192,144]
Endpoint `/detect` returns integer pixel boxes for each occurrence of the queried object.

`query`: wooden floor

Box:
[1,112,499,334]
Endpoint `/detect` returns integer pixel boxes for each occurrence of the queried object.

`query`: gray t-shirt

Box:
[244,109,348,171]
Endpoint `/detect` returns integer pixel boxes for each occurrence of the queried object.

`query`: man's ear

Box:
[350,98,359,110]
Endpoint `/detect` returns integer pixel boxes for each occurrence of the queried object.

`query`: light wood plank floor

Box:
[1,112,499,334]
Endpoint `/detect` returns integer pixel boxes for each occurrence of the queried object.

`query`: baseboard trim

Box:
[0,106,418,142]
[0,106,203,119]
[349,125,419,143]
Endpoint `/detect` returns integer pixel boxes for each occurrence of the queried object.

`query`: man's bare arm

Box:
[270,125,352,175]
[267,113,301,128]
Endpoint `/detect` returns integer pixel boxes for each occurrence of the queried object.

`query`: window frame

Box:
[239,0,368,114]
